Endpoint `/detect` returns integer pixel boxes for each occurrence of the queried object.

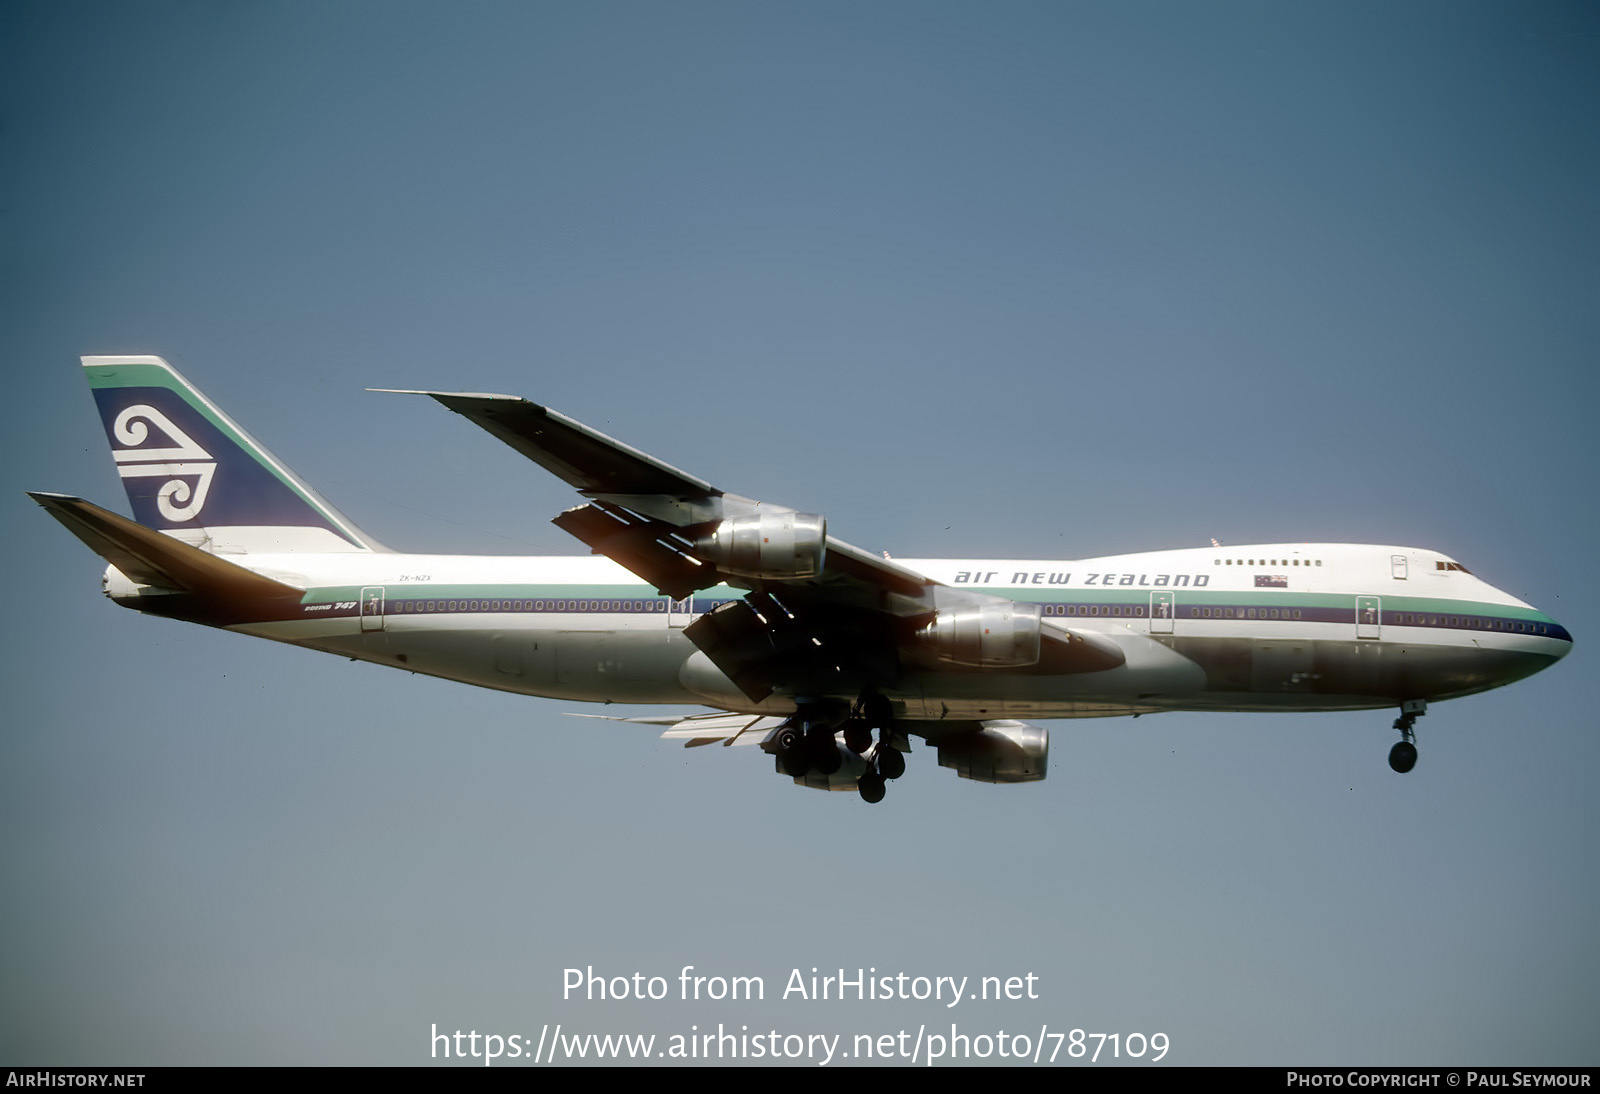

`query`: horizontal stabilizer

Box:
[28,492,303,599]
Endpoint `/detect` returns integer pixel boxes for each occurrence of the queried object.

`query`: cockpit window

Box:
[1436,561,1472,574]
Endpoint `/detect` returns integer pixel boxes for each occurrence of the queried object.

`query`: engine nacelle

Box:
[695,511,826,580]
[780,745,870,791]
[937,721,1049,783]
[914,602,1042,668]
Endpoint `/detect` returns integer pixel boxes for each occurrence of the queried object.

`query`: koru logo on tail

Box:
[111,404,216,522]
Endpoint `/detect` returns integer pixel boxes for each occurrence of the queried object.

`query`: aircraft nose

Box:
[1533,610,1575,667]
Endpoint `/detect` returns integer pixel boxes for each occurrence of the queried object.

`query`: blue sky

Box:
[3,1,1596,1066]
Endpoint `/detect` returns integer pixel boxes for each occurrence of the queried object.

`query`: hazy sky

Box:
[3,1,1595,1066]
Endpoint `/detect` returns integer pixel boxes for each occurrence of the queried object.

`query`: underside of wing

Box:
[565,710,786,748]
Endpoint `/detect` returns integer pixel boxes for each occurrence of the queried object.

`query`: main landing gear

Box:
[772,694,908,804]
[853,743,903,805]
[1388,699,1426,774]
[856,742,906,805]
[856,692,905,804]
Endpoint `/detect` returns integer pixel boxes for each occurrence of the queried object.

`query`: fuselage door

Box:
[1150,591,1176,634]
[1391,554,1408,580]
[1356,595,1381,640]
[360,586,386,632]
[667,596,697,629]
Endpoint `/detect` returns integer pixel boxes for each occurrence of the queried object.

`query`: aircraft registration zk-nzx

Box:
[32,357,1572,804]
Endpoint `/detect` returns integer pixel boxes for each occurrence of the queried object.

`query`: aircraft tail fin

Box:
[83,355,382,554]
[28,492,303,600]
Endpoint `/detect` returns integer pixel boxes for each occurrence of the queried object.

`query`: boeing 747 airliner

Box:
[30,356,1572,803]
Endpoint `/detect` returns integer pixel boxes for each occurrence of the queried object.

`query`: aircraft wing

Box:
[386,389,933,597]
[567,711,787,748]
[394,389,1125,703]
[370,390,716,497]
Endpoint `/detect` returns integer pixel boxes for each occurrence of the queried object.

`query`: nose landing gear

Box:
[1388,700,1426,773]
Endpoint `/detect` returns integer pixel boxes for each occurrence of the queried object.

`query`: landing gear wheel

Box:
[875,746,906,781]
[863,693,894,729]
[1389,701,1423,774]
[1388,741,1418,774]
[858,772,887,804]
[774,726,801,753]
[808,730,842,775]
[843,721,872,754]
[778,746,809,777]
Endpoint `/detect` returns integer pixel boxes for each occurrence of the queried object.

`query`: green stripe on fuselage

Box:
[300,581,1555,622]
[980,584,1557,624]
[299,583,745,604]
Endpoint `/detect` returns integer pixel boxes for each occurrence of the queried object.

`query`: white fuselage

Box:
[116,541,1570,722]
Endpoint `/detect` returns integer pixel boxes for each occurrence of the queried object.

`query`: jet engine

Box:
[695,511,826,580]
[914,603,1043,668]
[936,721,1049,783]
[780,744,870,790]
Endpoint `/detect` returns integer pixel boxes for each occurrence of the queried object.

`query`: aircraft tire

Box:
[876,746,906,781]
[809,733,843,775]
[779,746,809,777]
[1388,741,1418,774]
[858,773,887,804]
[864,693,894,729]
[843,722,872,754]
